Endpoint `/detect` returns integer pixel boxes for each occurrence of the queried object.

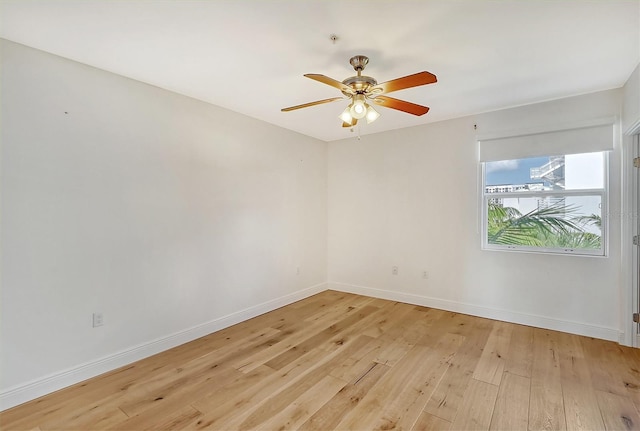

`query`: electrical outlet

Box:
[296,266,300,275]
[392,266,398,275]
[422,271,429,279]
[93,312,104,327]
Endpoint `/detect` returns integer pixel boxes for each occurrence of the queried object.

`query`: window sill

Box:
[481,245,607,258]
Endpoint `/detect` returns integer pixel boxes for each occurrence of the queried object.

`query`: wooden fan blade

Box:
[371,95,430,116]
[371,71,437,94]
[281,97,344,112]
[342,118,358,128]
[304,74,354,94]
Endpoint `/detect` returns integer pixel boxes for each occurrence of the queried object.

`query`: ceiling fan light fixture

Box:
[365,104,380,124]
[350,94,367,119]
[339,106,354,124]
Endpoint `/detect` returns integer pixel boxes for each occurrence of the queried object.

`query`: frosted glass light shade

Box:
[365,105,380,124]
[350,95,367,119]
[339,106,353,124]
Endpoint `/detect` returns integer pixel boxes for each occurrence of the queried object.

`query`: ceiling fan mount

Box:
[282,55,437,128]
[349,54,369,72]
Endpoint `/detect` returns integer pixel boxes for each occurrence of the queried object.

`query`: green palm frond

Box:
[487,201,599,249]
[573,214,602,229]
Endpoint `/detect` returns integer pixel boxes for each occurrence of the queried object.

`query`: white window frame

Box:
[480,152,609,257]
[477,118,615,257]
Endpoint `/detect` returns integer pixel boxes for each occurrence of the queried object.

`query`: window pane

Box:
[485,152,604,193]
[486,195,602,250]
[564,152,604,189]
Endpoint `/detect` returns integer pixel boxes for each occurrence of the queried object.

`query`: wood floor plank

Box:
[189,364,274,415]
[423,314,493,422]
[290,289,348,307]
[264,305,378,370]
[235,296,382,375]
[230,336,373,431]
[581,336,632,397]
[361,301,416,338]
[620,346,640,413]
[181,350,333,429]
[382,307,435,345]
[297,293,376,329]
[557,336,605,431]
[105,366,244,430]
[230,319,334,373]
[414,308,457,347]
[370,312,428,367]
[595,390,640,431]
[141,405,202,431]
[555,331,586,360]
[562,379,606,431]
[380,305,443,345]
[449,378,499,431]
[2,291,639,431]
[335,332,464,431]
[411,412,452,431]
[184,335,373,430]
[327,335,390,382]
[504,324,534,378]
[115,327,281,418]
[318,301,416,355]
[372,332,465,431]
[241,374,346,431]
[298,362,391,431]
[45,407,128,431]
[489,371,530,431]
[528,328,567,431]
[473,321,513,386]
[583,337,640,412]
[333,344,436,430]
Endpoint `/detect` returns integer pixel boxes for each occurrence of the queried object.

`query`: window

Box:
[482,152,607,255]
[478,120,613,256]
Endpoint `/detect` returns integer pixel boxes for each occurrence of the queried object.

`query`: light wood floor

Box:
[2,290,640,431]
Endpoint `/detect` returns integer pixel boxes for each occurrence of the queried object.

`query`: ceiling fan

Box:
[281,55,437,128]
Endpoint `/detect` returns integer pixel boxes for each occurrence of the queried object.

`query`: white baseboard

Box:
[329,282,620,342]
[0,283,326,412]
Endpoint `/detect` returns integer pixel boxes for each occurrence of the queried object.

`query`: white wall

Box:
[328,89,623,342]
[0,39,327,408]
[623,63,640,134]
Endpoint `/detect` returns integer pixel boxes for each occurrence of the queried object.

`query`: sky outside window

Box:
[485,153,604,189]
[485,157,548,186]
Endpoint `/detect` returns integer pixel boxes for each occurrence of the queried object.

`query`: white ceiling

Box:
[1,0,639,142]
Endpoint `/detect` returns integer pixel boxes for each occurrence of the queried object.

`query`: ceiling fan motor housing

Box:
[341,75,377,96]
